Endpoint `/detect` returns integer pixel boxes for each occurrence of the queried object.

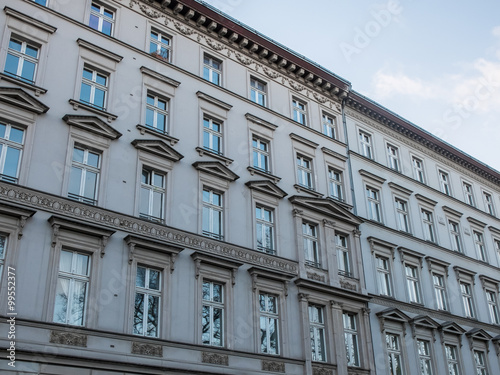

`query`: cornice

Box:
[289,133,319,149]
[196,91,232,111]
[245,113,278,131]
[140,66,181,87]
[77,39,123,62]
[4,6,57,33]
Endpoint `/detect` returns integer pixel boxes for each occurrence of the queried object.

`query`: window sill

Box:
[137,124,179,146]
[293,184,323,198]
[68,99,117,122]
[195,147,233,166]
[247,167,281,183]
[0,73,47,96]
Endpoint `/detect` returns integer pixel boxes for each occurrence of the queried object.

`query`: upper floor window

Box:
[145,93,168,134]
[4,38,39,84]
[395,198,410,233]
[432,273,448,311]
[473,231,487,261]
[421,209,436,243]
[259,293,279,355]
[202,188,223,240]
[322,113,337,139]
[387,144,400,171]
[375,255,392,296]
[359,131,373,159]
[439,170,451,196]
[462,182,475,206]
[445,344,461,375]
[256,206,275,254]
[486,290,500,325]
[417,340,433,375]
[297,155,313,189]
[203,54,222,86]
[328,168,343,201]
[303,222,319,267]
[336,233,351,277]
[366,186,381,222]
[134,266,161,337]
[448,220,462,252]
[386,333,404,375]
[68,146,100,205]
[405,264,422,303]
[460,281,475,318]
[80,66,108,110]
[343,313,360,367]
[0,123,24,183]
[252,137,270,173]
[309,305,326,362]
[412,157,425,183]
[89,2,114,36]
[292,98,307,125]
[474,350,488,375]
[203,117,222,155]
[140,168,165,223]
[250,77,267,106]
[149,30,171,62]
[483,192,495,216]
[202,280,224,347]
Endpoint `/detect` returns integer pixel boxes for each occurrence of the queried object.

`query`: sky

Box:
[200,0,500,172]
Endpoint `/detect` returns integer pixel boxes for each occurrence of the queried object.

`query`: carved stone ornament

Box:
[340,279,357,291]
[50,331,87,347]
[262,360,285,373]
[307,271,326,283]
[131,342,163,357]
[312,366,333,375]
[202,351,229,366]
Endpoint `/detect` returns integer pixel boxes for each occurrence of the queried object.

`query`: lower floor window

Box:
[309,305,326,362]
[386,333,404,375]
[202,281,224,346]
[259,293,279,354]
[134,266,161,337]
[474,350,488,375]
[343,312,360,367]
[445,344,461,375]
[417,340,433,375]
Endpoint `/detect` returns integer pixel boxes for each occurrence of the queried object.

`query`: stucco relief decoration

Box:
[131,342,163,357]
[261,66,279,79]
[202,352,229,365]
[313,92,328,104]
[313,366,333,375]
[131,1,164,19]
[261,360,285,373]
[205,37,226,51]
[307,271,326,283]
[50,331,87,347]
[340,279,357,291]
[288,80,305,92]
[173,20,196,36]
[235,52,253,66]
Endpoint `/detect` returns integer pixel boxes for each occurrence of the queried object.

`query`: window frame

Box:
[133,265,162,338]
[145,91,169,135]
[473,230,487,262]
[79,65,109,111]
[309,304,327,362]
[438,169,452,196]
[421,208,436,243]
[67,144,101,205]
[336,232,352,278]
[473,350,489,375]
[4,37,40,84]
[292,97,308,126]
[303,221,320,268]
[416,339,434,375]
[139,166,166,223]
[0,122,25,184]
[359,130,373,159]
[343,311,360,367]
[395,197,411,233]
[88,2,115,36]
[149,28,172,62]
[250,76,267,107]
[444,343,462,375]
[375,254,393,297]
[448,219,463,252]
[252,136,271,173]
[366,186,382,222]
[482,191,495,216]
[322,112,337,139]
[462,181,475,207]
[432,272,448,311]
[296,154,314,190]
[328,167,344,202]
[404,263,423,304]
[202,53,222,86]
[460,281,475,318]
[202,186,224,240]
[485,289,500,325]
[386,143,400,172]
[259,292,280,355]
[255,204,276,255]
[201,279,225,347]
[386,332,405,375]
[411,156,426,183]
[202,115,223,156]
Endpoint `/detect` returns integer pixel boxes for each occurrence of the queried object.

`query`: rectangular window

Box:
[336,233,351,277]
[134,266,161,337]
[395,198,410,233]
[297,155,313,189]
[486,290,500,324]
[145,93,168,134]
[256,206,275,254]
[0,123,24,183]
[473,231,487,261]
[483,192,495,216]
[303,222,319,267]
[202,281,224,346]
[359,131,373,159]
[68,146,100,205]
[33,0,47,5]
[417,340,433,375]
[366,187,381,222]
[474,350,488,375]
[432,273,448,311]
[252,137,270,173]
[149,30,171,62]
[376,255,392,296]
[53,250,90,326]
[309,305,326,362]
[448,220,462,252]
[203,54,222,86]
[80,66,108,110]
[421,209,436,243]
[412,157,425,183]
[292,98,307,125]
[387,144,400,171]
[328,168,343,201]
[439,170,451,195]
[203,117,222,155]
[463,182,475,206]
[4,38,39,84]
[496,240,500,259]
[250,77,266,106]
[140,168,165,223]
[202,188,223,240]
[89,2,114,36]
[259,293,279,355]
[343,313,360,367]
[445,344,461,375]
[460,282,475,318]
[0,235,6,279]
[322,113,337,139]
[405,264,422,303]
[386,334,404,375]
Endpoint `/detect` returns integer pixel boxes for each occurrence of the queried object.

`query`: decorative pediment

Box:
[376,308,410,323]
[132,139,183,162]
[0,87,49,114]
[248,266,295,296]
[246,180,287,199]
[193,161,239,182]
[124,235,184,271]
[63,115,122,140]
[288,195,362,225]
[0,201,36,239]
[466,328,493,342]
[409,315,439,338]
[439,321,466,335]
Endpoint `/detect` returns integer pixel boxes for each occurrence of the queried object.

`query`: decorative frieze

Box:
[50,331,87,347]
[202,352,229,366]
[131,342,163,357]
[313,366,334,375]
[262,360,285,373]
[340,279,357,291]
[307,271,326,283]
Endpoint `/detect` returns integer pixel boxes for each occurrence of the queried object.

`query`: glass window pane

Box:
[152,191,163,218]
[147,295,159,337]
[140,187,150,215]
[148,270,160,290]
[4,54,20,76]
[3,147,20,178]
[146,108,154,127]
[9,127,24,144]
[74,253,90,276]
[70,280,87,325]
[136,266,146,288]
[68,167,83,196]
[213,283,222,302]
[212,307,222,346]
[80,82,91,103]
[157,114,166,131]
[0,124,6,139]
[94,88,106,108]
[25,45,38,58]
[87,152,99,168]
[53,277,69,323]
[8,39,22,51]
[59,250,73,273]
[202,305,210,344]
[101,21,112,35]
[133,292,144,335]
[89,14,99,30]
[83,170,98,199]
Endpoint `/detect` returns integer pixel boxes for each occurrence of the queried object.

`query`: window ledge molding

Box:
[397,247,424,267]
[478,275,500,290]
[425,256,450,276]
[245,113,277,131]
[136,124,179,145]
[415,194,438,207]
[321,147,347,161]
[289,133,319,149]
[247,167,281,183]
[195,147,233,166]
[4,7,57,33]
[68,99,117,122]
[442,206,463,218]
[196,91,232,111]
[359,169,386,184]
[453,266,477,284]
[125,234,183,271]
[293,184,323,198]
[387,182,413,196]
[191,251,243,286]
[466,216,487,228]
[0,86,49,113]
[0,73,47,96]
[77,39,123,63]
[0,201,36,239]
[140,66,180,88]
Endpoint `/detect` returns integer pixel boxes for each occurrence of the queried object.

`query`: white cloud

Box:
[371,71,439,99]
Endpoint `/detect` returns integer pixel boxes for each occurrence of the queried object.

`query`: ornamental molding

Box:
[77,39,123,62]
[4,7,57,33]
[312,366,334,375]
[49,331,87,347]
[201,352,229,366]
[0,183,297,274]
[0,201,36,239]
[131,342,163,357]
[261,360,285,373]
[63,115,122,140]
[0,87,49,114]
[306,271,326,283]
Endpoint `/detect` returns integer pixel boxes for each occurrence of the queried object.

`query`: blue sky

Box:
[201,0,500,171]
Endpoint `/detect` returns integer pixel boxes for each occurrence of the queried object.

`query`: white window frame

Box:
[395,197,410,233]
[133,265,162,337]
[303,221,320,268]
[421,209,436,243]
[68,145,101,205]
[386,143,400,171]
[203,53,222,86]
[202,280,225,347]
[473,230,487,262]
[139,167,166,223]
[292,98,308,126]
[359,130,373,159]
[0,122,25,184]
[460,281,475,318]
[482,191,495,216]
[473,350,489,375]
[486,289,500,325]
[375,255,393,296]
[412,156,425,183]
[252,136,270,173]
[149,29,171,62]
[405,263,422,304]
[438,170,451,196]
[444,344,461,375]
[309,304,327,362]
[448,220,462,252]
[296,154,314,190]
[343,312,360,367]
[328,168,344,202]
[259,292,280,355]
[432,272,448,311]
[4,37,39,84]
[417,339,434,375]
[203,116,223,155]
[462,181,475,206]
[89,2,115,36]
[250,76,267,106]
[202,187,224,240]
[366,186,382,222]
[322,112,337,139]
[336,233,351,277]
[386,333,405,375]
[145,91,169,134]
[79,65,109,110]
[255,205,275,254]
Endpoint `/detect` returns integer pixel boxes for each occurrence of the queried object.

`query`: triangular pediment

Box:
[289,195,362,225]
[132,139,183,162]
[439,321,466,335]
[64,115,122,140]
[193,161,239,182]
[376,308,410,323]
[466,328,493,341]
[0,87,49,114]
[410,315,439,330]
[246,180,287,199]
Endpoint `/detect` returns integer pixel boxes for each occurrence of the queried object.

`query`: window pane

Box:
[68,167,83,196]
[212,307,222,346]
[148,270,160,290]
[5,54,20,76]
[140,187,150,216]
[53,277,69,323]
[136,266,146,287]
[59,250,73,273]
[83,170,98,199]
[146,108,154,127]
[202,305,210,344]
[147,295,159,337]
[9,127,24,144]
[8,39,22,51]
[133,293,144,335]
[74,253,90,276]
[94,88,106,108]
[152,191,163,218]
[89,14,99,30]
[3,147,21,178]
[80,82,92,103]
[87,152,100,168]
[70,280,87,325]
[21,60,36,81]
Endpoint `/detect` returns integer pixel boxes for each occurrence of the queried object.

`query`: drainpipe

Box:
[340,90,357,215]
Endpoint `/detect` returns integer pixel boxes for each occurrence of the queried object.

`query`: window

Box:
[202,188,223,240]
[202,281,224,346]
[486,290,500,324]
[145,93,168,134]
[439,170,451,195]
[303,222,319,267]
[387,144,400,171]
[445,344,461,375]
[376,255,392,296]
[309,305,326,362]
[259,293,279,354]
[68,146,100,205]
[250,77,267,106]
[359,131,373,159]
[0,235,6,278]
[366,187,381,222]
[0,123,24,183]
[336,233,351,277]
[412,157,425,183]
[292,98,307,125]
[252,137,270,173]
[256,206,275,254]
[462,182,475,206]
[460,282,475,318]
[149,30,171,62]
[421,209,436,242]
[343,313,360,367]
[33,0,47,5]
[496,239,500,259]
[405,264,422,303]
[417,340,433,375]
[4,38,39,84]
[53,250,90,326]
[448,220,462,252]
[297,155,313,189]
[203,54,222,85]
[474,350,488,375]
[203,117,222,155]
[432,273,448,311]
[483,192,495,216]
[328,168,343,201]
[395,198,410,233]
[134,266,161,337]
[473,231,487,261]
[386,334,404,375]
[80,66,108,110]
[322,113,337,139]
[140,168,165,223]
[89,2,114,36]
